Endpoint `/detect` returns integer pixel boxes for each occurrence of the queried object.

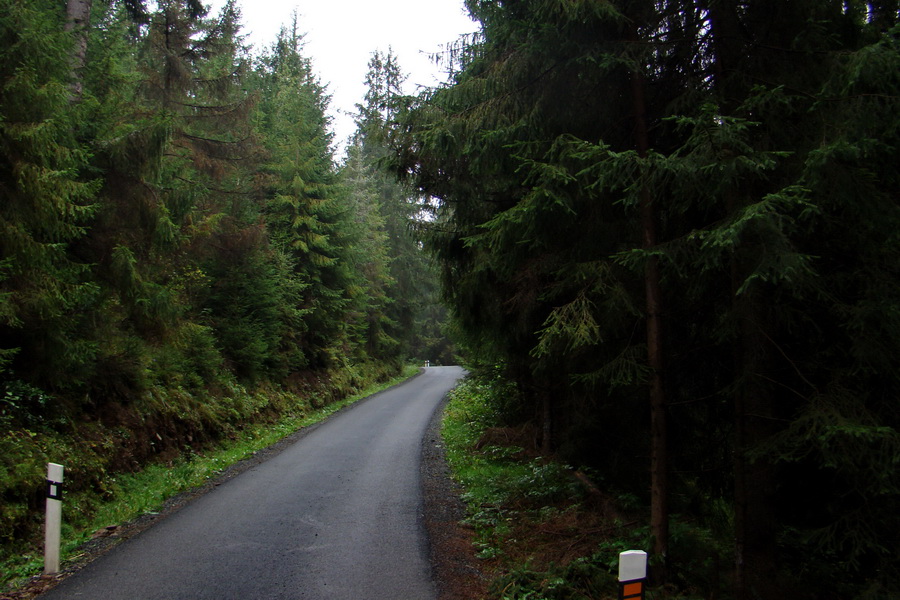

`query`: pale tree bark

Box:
[65,0,92,98]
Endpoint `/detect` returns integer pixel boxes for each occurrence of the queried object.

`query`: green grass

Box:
[441,373,738,600]
[1,364,421,590]
[441,375,643,599]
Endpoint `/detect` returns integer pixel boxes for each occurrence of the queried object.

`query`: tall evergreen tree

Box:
[394,0,678,571]
[350,49,452,363]
[65,0,205,98]
[254,19,358,368]
[340,140,398,359]
[0,0,100,386]
[76,0,266,390]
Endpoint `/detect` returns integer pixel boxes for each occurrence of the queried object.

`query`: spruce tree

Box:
[79,0,266,387]
[0,0,100,386]
[254,19,356,367]
[349,49,448,362]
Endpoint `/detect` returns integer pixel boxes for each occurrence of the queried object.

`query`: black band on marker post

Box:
[46,479,63,501]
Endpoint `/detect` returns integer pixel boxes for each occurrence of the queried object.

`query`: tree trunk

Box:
[541,392,553,455]
[707,2,780,596]
[629,40,669,583]
[732,289,779,600]
[65,0,92,98]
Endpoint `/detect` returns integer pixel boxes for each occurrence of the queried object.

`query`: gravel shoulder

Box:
[421,392,489,600]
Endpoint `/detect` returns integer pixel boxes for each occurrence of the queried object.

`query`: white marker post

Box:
[425,360,430,368]
[618,550,647,600]
[44,463,64,575]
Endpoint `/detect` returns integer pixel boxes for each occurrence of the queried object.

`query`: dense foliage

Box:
[0,0,447,575]
[394,1,900,597]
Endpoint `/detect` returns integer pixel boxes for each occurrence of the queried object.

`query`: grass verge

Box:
[441,373,728,600]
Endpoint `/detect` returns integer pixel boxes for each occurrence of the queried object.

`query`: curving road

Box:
[41,366,466,600]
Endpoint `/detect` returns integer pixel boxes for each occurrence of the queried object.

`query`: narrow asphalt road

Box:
[41,366,466,600]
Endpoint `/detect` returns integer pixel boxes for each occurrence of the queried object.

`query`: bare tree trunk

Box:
[629,39,669,584]
[65,0,92,98]
[732,298,778,600]
[707,2,779,597]
[541,393,552,455]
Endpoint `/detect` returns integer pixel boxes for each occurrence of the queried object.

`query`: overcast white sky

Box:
[207,0,479,153]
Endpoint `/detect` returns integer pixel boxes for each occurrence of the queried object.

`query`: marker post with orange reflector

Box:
[618,550,647,600]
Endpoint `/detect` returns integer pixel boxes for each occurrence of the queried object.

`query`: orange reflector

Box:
[619,579,644,600]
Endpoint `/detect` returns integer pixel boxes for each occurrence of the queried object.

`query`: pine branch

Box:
[181,132,252,145]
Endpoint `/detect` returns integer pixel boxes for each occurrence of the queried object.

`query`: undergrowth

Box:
[0,362,420,591]
[442,372,730,600]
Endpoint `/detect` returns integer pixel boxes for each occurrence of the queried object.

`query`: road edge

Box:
[420,388,489,600]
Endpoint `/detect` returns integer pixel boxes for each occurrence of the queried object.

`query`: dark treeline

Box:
[0,0,447,564]
[392,0,900,598]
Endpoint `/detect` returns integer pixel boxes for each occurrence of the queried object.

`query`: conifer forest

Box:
[2,1,900,599]
[1,0,449,585]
